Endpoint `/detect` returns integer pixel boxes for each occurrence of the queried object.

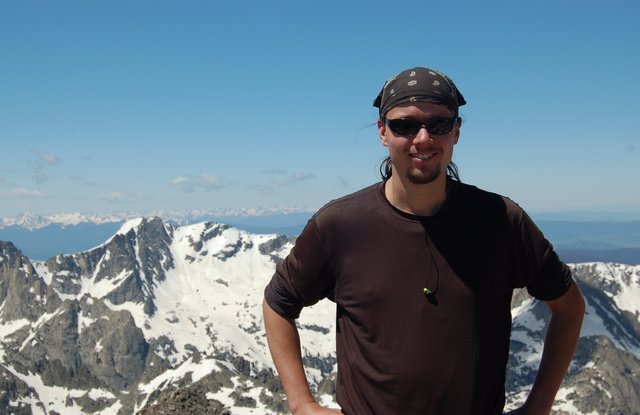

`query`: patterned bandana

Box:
[373,67,466,117]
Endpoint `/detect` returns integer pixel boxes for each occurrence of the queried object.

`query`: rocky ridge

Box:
[0,217,638,414]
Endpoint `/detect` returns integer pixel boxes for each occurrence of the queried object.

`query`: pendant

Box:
[423,287,438,306]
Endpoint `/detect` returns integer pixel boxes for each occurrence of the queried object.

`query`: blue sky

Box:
[1,0,639,218]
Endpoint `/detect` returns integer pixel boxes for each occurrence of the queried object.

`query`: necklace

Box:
[423,233,440,305]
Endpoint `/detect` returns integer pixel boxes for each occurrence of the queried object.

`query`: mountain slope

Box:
[0,218,639,414]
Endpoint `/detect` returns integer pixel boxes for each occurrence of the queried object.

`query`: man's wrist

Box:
[521,398,552,415]
[290,398,318,415]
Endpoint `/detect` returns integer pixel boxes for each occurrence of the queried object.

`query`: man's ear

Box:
[378,119,389,147]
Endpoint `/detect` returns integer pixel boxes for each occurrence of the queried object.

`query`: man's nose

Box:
[412,126,434,143]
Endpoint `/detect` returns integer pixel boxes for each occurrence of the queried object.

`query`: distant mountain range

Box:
[0,217,638,414]
[1,212,639,264]
[0,210,316,230]
[0,211,314,261]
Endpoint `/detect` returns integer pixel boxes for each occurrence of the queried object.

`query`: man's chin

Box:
[407,169,441,185]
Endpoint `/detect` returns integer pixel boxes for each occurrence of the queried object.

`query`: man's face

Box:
[378,101,460,185]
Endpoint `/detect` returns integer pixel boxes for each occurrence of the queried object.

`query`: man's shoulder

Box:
[453,180,502,204]
[452,180,524,218]
[319,182,381,210]
[313,182,383,223]
[455,180,500,199]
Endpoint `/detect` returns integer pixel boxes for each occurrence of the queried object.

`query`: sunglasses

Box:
[384,116,459,136]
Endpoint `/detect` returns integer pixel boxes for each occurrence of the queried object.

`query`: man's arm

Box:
[507,281,585,415]
[262,299,342,415]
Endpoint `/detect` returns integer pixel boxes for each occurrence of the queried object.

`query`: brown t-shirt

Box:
[265,180,572,415]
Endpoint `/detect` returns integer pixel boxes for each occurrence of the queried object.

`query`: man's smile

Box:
[411,153,436,160]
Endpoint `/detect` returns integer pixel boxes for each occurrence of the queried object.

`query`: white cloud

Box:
[41,152,59,165]
[32,150,60,167]
[68,175,99,187]
[291,172,316,181]
[248,184,275,196]
[31,150,61,184]
[0,187,46,199]
[98,192,126,202]
[337,176,351,188]
[16,188,45,197]
[171,174,232,192]
[271,172,317,187]
[261,169,287,175]
[33,173,48,184]
[0,179,45,200]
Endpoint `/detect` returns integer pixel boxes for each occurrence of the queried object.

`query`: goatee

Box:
[407,167,441,184]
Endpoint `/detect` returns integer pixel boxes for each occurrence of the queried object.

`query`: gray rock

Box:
[138,383,231,415]
[79,309,150,390]
[2,219,639,415]
[0,241,52,322]
[568,336,640,414]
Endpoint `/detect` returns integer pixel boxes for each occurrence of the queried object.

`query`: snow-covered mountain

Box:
[0,209,313,231]
[0,211,313,260]
[507,263,640,413]
[0,213,125,230]
[0,218,639,414]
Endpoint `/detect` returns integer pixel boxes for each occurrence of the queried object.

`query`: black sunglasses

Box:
[384,116,459,136]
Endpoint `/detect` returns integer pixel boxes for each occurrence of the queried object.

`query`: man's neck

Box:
[384,175,448,216]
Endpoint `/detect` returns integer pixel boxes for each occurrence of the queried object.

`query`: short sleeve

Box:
[264,216,335,319]
[507,202,573,301]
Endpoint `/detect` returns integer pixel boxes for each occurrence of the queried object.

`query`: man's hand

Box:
[295,401,343,414]
[506,282,585,415]
[263,299,343,415]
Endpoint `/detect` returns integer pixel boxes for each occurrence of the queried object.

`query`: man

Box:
[263,67,585,415]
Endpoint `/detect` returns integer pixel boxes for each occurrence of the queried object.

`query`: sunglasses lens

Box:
[427,118,455,135]
[387,119,420,135]
[386,117,456,135]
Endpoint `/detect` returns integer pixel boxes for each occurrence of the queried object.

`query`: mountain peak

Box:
[0,213,51,230]
[0,240,22,261]
[114,217,168,237]
[1,219,639,414]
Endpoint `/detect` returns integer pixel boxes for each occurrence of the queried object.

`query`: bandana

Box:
[373,67,466,117]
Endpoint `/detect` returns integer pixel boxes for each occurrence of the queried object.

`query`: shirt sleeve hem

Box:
[264,282,303,319]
